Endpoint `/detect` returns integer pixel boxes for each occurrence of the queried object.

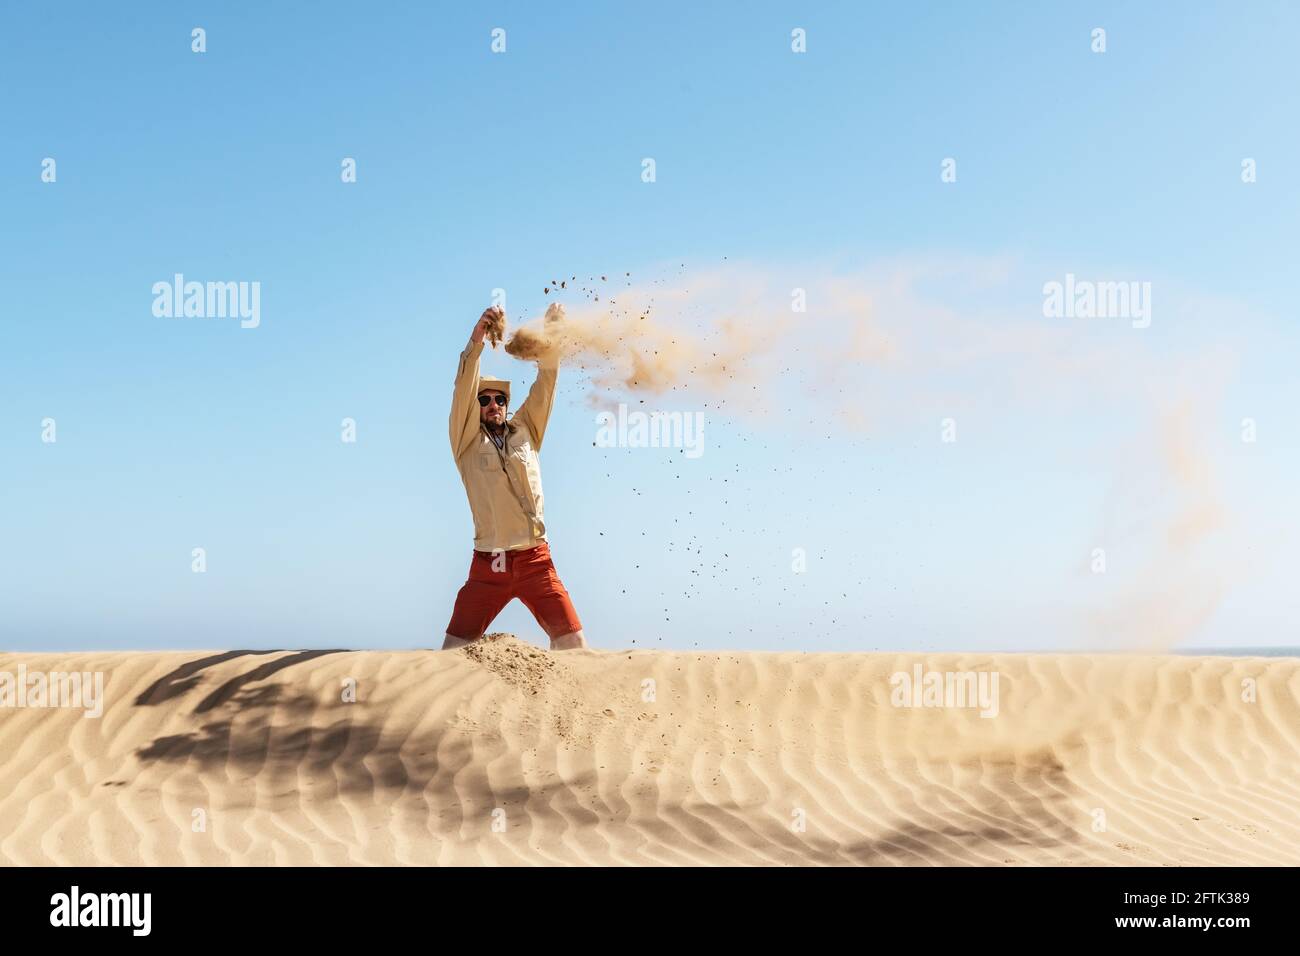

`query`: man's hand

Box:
[473,305,505,346]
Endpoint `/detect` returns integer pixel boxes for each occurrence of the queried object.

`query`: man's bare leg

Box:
[550,629,587,651]
[442,633,476,650]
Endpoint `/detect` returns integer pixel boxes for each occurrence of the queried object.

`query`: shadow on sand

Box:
[128,650,1084,861]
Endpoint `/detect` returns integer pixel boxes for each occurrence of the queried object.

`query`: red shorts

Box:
[445,541,583,641]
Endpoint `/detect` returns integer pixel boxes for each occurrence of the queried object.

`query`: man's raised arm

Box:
[512,356,558,451]
[449,307,496,459]
[511,305,563,450]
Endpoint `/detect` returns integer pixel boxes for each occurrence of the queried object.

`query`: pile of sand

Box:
[1,639,1296,865]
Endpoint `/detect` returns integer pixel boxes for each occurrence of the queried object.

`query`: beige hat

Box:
[477,378,511,402]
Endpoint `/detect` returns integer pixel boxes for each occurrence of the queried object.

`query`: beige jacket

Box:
[450,336,558,552]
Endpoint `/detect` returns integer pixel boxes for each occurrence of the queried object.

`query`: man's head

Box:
[478,378,511,428]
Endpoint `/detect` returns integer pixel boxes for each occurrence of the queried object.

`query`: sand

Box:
[504,302,566,362]
[1,637,1296,865]
[481,306,505,348]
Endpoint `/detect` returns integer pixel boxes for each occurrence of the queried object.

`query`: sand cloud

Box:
[495,257,1247,652]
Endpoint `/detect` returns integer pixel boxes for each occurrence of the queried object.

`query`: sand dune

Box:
[1,637,1297,865]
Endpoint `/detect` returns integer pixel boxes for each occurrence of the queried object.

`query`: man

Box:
[442,304,588,651]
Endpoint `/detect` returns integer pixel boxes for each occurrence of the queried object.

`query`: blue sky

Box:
[2,2,1297,652]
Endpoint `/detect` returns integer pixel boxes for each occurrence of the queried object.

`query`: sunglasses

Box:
[478,394,508,407]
